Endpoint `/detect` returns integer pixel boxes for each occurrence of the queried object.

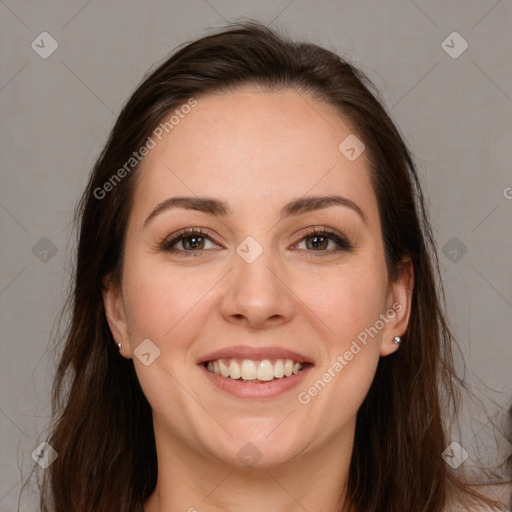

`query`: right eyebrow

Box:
[144,197,231,228]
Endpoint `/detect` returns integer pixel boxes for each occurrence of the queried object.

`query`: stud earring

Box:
[393,336,401,345]
[117,343,123,351]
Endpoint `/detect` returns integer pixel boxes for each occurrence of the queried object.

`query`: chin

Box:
[205,428,308,470]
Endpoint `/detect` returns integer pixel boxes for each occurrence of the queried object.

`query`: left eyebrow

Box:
[280,195,368,226]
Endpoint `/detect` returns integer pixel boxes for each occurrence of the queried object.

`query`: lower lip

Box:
[198,363,313,399]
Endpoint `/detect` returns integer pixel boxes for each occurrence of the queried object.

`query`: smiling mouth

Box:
[204,358,310,383]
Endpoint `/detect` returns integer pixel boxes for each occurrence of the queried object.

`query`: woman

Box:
[28,21,510,511]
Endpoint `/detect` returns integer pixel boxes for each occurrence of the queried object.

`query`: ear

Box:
[102,274,131,357]
[380,256,414,357]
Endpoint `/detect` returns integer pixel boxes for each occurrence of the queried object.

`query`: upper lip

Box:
[197,345,314,365]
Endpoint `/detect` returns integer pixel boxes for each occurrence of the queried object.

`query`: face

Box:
[103,87,413,470]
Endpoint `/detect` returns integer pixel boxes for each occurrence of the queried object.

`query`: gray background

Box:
[1,0,511,509]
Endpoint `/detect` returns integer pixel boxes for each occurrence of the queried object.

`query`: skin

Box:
[102,87,414,512]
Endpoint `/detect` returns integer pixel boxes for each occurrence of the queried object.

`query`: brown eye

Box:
[176,234,206,251]
[296,228,354,253]
[160,228,221,255]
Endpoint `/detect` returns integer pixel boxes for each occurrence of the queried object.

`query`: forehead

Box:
[132,87,379,228]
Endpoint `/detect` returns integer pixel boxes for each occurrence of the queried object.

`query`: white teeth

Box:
[218,359,230,377]
[240,360,257,380]
[274,359,284,378]
[256,360,274,381]
[205,358,305,381]
[229,360,241,379]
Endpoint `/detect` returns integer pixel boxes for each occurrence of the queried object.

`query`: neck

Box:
[144,422,354,512]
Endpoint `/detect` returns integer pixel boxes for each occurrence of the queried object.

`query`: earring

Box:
[117,343,123,351]
[393,336,401,345]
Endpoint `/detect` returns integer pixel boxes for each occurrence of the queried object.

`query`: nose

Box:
[219,245,295,329]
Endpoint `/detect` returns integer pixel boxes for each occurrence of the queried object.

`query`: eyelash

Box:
[158,227,354,257]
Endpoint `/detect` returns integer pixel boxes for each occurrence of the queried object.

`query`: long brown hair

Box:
[24,20,510,512]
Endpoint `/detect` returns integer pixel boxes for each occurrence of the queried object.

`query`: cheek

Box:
[295,270,385,424]
[294,263,388,342]
[121,256,219,346]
